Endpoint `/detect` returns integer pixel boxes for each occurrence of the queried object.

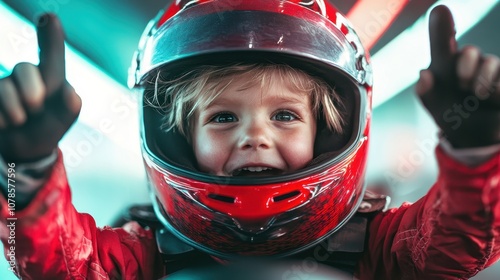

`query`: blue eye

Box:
[211,112,237,123]
[272,110,298,122]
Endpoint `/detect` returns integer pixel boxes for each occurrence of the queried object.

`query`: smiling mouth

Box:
[231,167,283,177]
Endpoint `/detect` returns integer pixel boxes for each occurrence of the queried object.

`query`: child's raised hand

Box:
[0,14,81,162]
[416,5,500,148]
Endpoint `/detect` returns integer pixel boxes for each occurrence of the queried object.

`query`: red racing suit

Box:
[1,146,500,279]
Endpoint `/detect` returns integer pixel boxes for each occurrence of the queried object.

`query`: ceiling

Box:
[1,0,461,86]
[2,1,499,89]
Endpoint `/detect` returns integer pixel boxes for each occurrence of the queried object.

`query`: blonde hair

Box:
[147,64,344,139]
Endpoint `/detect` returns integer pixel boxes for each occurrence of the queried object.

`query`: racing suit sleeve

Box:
[358,146,500,279]
[0,150,165,279]
[0,151,57,209]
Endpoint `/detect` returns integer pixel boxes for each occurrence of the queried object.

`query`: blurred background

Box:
[0,0,499,279]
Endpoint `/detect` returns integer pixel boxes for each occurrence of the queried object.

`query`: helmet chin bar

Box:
[148,145,369,260]
[150,194,367,260]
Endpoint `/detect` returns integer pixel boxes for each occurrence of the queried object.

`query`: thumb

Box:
[49,81,82,126]
[415,69,434,97]
[428,5,458,79]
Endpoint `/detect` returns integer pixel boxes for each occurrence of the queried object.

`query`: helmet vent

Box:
[355,56,364,71]
[274,191,301,202]
[208,194,235,203]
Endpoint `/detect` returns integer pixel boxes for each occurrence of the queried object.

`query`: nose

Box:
[238,120,273,150]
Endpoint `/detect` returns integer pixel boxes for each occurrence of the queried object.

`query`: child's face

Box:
[192,77,317,177]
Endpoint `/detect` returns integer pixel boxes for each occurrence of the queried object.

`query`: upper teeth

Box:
[238,167,272,172]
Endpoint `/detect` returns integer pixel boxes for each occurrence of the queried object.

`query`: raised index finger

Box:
[428,5,458,78]
[37,13,66,94]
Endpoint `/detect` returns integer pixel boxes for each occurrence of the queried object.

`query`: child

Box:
[1,1,500,279]
[147,63,344,176]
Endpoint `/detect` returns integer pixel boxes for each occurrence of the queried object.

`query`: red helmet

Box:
[129,0,372,259]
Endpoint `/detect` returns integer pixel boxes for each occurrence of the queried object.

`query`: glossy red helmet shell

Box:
[130,0,372,259]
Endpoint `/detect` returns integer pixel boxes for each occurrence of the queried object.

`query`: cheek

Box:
[279,125,316,170]
[193,129,230,173]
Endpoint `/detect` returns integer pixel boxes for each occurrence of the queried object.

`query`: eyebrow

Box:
[269,95,306,104]
[260,93,311,109]
[207,93,309,108]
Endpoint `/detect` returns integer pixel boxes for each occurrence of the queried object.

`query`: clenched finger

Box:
[12,62,46,113]
[474,55,500,100]
[457,46,481,91]
[0,78,27,126]
[0,111,6,129]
